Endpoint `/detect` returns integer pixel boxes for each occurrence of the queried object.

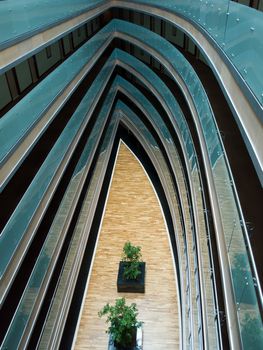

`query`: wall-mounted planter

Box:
[117,262,145,293]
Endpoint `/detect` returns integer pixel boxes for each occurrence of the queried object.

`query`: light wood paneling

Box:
[74,142,180,349]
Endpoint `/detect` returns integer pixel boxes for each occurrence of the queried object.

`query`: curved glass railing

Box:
[114,50,220,343]
[116,98,219,348]
[116,100,191,334]
[38,102,183,348]
[110,19,262,347]
[0,14,261,348]
[0,0,262,106]
[133,0,263,106]
[38,111,119,350]
[0,56,115,289]
[0,0,105,50]
[115,77,198,346]
[0,24,112,171]
[0,23,203,319]
[1,79,117,350]
[1,49,218,346]
[114,70,219,348]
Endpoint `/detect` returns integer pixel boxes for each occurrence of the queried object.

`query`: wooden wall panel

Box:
[74,142,180,350]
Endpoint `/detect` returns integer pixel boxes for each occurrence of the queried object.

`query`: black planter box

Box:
[108,326,143,350]
[117,262,145,293]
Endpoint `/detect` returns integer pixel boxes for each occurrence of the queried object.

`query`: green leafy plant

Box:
[122,242,142,280]
[98,297,142,348]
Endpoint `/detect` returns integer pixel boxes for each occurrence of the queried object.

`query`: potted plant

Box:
[117,242,146,293]
[98,297,143,350]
